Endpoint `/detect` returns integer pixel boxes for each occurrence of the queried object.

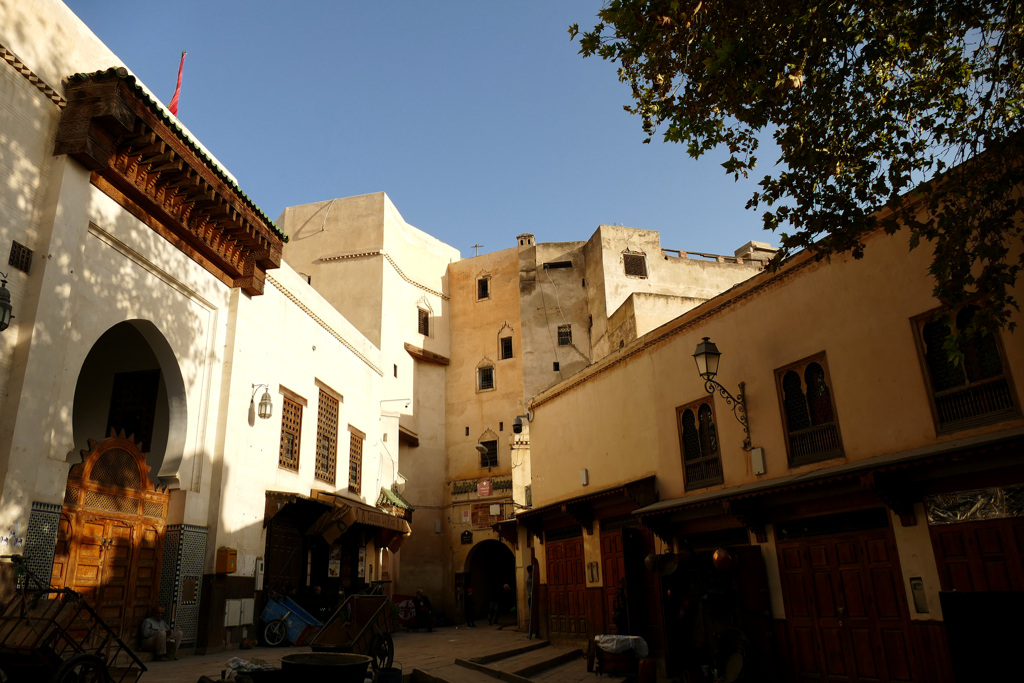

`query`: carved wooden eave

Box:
[54,68,285,295]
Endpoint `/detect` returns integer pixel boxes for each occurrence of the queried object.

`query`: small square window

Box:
[478,367,494,391]
[418,308,430,336]
[623,253,647,278]
[478,278,490,300]
[557,324,572,346]
[500,336,513,360]
[553,362,560,372]
[8,242,32,274]
[479,440,498,468]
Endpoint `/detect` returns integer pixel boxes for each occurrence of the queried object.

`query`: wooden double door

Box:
[778,526,916,683]
[546,535,588,640]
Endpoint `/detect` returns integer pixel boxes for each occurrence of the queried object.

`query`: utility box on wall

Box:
[215,547,237,574]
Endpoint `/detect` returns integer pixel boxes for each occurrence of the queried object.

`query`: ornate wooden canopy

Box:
[54,68,284,295]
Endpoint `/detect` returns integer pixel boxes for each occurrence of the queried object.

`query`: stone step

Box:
[488,645,585,678]
[468,639,549,665]
[420,663,503,683]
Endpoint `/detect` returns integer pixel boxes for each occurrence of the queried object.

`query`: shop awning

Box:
[491,518,519,548]
[307,490,412,546]
[264,490,327,527]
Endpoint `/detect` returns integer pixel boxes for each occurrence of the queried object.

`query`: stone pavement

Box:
[138,625,622,683]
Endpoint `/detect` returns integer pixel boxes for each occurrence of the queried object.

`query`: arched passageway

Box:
[465,539,517,624]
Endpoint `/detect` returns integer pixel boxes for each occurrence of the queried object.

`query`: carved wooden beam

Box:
[722,498,768,542]
[55,68,284,295]
[859,471,917,526]
[563,501,593,535]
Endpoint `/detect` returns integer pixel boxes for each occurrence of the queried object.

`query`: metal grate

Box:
[480,440,498,468]
[557,324,572,346]
[500,336,513,360]
[477,278,489,300]
[8,241,32,274]
[679,402,723,489]
[84,490,138,515]
[478,367,494,390]
[143,501,163,518]
[418,308,430,336]
[315,390,338,484]
[348,432,363,494]
[623,253,647,277]
[935,378,1015,427]
[525,484,532,508]
[91,448,141,489]
[64,486,80,507]
[279,397,302,471]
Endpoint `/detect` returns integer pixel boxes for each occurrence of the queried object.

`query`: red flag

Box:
[168,51,186,117]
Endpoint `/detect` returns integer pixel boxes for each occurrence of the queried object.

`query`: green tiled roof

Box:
[452,476,512,495]
[67,68,287,242]
[378,487,413,511]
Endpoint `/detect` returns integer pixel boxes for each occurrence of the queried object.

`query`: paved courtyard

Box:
[139,626,615,683]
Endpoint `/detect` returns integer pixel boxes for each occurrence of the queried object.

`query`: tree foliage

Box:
[572,0,1024,344]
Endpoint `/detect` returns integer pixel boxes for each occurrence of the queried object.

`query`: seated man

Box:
[412,589,433,632]
[139,605,183,660]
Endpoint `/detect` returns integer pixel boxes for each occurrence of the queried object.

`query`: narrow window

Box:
[775,354,843,466]
[478,278,490,300]
[499,422,504,431]
[478,366,494,391]
[315,390,339,484]
[348,429,364,494]
[279,397,302,472]
[8,241,32,274]
[557,324,572,346]
[480,440,498,468]
[677,400,723,489]
[553,362,560,372]
[418,308,430,336]
[916,307,1018,432]
[500,336,513,360]
[623,253,647,278]
[394,364,398,378]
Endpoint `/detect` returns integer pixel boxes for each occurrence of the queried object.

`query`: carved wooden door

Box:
[73,517,134,638]
[600,529,626,630]
[546,536,588,640]
[778,528,916,683]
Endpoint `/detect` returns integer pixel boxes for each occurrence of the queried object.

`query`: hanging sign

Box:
[477,480,493,497]
[461,531,474,545]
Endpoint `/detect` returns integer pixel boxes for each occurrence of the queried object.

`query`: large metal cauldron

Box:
[279,653,372,682]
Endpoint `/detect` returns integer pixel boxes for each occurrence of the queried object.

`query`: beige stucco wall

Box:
[529,226,1023,615]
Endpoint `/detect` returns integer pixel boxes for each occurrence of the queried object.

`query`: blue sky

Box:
[65,1,777,258]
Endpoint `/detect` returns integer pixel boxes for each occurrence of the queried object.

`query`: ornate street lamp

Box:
[251,384,273,420]
[0,272,13,332]
[692,337,751,450]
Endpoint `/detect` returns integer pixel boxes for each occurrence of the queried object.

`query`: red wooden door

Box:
[778,529,915,683]
[600,530,626,629]
[930,518,1024,592]
[546,536,588,640]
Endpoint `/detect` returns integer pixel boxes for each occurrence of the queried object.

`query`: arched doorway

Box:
[465,539,516,625]
[72,320,186,486]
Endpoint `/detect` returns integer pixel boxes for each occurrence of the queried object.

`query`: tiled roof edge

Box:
[67,68,287,242]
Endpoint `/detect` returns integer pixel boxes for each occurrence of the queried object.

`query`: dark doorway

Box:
[465,540,516,625]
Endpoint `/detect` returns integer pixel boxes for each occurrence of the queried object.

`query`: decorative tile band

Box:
[0,42,66,108]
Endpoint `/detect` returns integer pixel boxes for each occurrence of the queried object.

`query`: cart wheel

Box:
[263,618,288,647]
[50,653,109,683]
[369,631,394,671]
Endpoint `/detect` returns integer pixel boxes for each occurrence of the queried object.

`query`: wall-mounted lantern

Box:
[251,383,273,420]
[692,337,751,450]
[0,272,13,332]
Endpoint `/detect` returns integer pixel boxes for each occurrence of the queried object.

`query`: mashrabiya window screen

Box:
[478,366,494,390]
[480,440,498,468]
[919,306,1017,431]
[418,308,430,336]
[279,397,302,471]
[623,253,647,277]
[557,324,572,346]
[500,336,513,360]
[348,431,363,494]
[678,400,724,489]
[8,241,32,274]
[315,390,339,484]
[777,356,843,465]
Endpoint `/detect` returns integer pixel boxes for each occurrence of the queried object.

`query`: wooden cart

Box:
[0,555,146,683]
[307,589,395,674]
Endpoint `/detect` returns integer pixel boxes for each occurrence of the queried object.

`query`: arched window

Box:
[916,306,1018,432]
[676,399,723,489]
[775,354,843,465]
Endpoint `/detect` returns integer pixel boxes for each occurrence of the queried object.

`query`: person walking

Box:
[465,587,476,627]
